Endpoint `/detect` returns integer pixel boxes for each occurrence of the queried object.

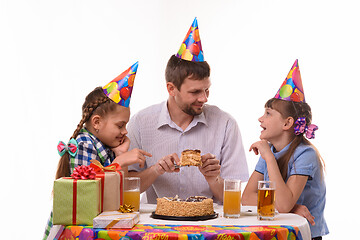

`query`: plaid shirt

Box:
[43,128,115,239]
[69,128,115,173]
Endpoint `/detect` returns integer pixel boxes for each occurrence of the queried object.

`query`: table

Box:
[56,204,311,240]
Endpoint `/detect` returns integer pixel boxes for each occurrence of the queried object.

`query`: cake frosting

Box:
[155,196,214,217]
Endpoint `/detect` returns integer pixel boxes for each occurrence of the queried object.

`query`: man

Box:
[127,18,248,203]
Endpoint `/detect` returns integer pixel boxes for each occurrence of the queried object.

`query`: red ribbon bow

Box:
[71,165,96,180]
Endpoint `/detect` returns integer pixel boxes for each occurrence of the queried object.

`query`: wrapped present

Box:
[93,211,140,229]
[53,167,101,225]
[90,160,124,211]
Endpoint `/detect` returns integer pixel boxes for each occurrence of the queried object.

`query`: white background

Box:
[1,0,359,239]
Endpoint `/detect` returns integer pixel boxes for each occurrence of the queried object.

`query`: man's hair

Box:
[165,54,210,90]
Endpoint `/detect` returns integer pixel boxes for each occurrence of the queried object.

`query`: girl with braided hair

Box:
[55,86,151,179]
[44,63,151,239]
[55,63,151,179]
[242,60,328,240]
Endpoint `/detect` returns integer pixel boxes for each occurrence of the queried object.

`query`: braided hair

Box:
[265,98,324,181]
[55,87,118,179]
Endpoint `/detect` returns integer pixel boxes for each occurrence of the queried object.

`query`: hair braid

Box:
[55,87,114,179]
[70,96,110,139]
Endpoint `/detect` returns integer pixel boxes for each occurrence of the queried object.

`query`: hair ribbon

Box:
[57,138,78,157]
[294,117,318,139]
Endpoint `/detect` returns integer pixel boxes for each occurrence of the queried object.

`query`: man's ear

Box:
[283,117,295,131]
[166,82,177,96]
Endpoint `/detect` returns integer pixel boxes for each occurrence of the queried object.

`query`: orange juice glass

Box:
[124,177,140,211]
[223,179,241,218]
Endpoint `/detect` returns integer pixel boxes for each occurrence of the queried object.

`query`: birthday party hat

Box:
[102,62,138,107]
[274,59,305,102]
[176,17,204,62]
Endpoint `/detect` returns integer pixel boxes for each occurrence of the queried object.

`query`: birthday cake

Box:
[155,196,214,217]
[179,149,202,166]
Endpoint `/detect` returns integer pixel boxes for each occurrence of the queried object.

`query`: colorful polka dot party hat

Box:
[274,59,305,102]
[176,17,204,62]
[102,62,138,107]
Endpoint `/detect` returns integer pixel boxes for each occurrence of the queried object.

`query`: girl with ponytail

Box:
[242,60,328,240]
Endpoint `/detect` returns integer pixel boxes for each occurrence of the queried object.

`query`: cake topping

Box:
[163,195,208,202]
[185,196,208,202]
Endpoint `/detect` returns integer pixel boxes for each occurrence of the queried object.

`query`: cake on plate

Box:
[179,149,202,166]
[155,196,214,217]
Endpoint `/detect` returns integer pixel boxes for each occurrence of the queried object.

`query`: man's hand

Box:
[199,153,221,180]
[153,153,180,175]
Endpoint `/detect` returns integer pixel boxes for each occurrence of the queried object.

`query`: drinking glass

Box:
[257,180,276,220]
[223,179,241,218]
[123,177,140,212]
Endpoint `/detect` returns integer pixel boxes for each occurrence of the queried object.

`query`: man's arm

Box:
[128,153,181,193]
[199,116,248,202]
[199,153,223,201]
[128,166,159,193]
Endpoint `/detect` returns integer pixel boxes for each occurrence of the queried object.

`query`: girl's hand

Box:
[249,140,273,159]
[291,204,315,226]
[112,136,130,156]
[113,148,152,168]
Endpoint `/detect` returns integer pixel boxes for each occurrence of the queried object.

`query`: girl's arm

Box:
[112,136,152,169]
[250,140,308,213]
[242,171,264,205]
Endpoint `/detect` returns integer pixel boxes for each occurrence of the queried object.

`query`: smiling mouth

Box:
[193,103,204,108]
[118,136,125,144]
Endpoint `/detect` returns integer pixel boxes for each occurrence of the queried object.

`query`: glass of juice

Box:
[124,177,140,212]
[223,179,241,218]
[257,180,276,220]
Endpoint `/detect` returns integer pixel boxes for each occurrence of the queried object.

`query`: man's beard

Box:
[182,104,203,116]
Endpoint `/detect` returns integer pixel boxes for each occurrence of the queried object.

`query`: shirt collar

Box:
[81,127,114,163]
[271,141,292,160]
[157,101,208,131]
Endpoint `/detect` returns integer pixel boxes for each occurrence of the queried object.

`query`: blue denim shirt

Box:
[255,142,329,238]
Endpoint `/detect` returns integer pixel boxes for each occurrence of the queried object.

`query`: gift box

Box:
[90,160,124,211]
[93,211,140,229]
[53,177,101,225]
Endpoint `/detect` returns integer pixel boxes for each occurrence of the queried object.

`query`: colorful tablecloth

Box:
[58,224,302,240]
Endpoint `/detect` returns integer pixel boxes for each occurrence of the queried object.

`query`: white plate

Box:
[140,203,157,213]
[241,205,257,216]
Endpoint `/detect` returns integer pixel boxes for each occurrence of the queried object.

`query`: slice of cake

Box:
[155,196,214,217]
[179,149,202,166]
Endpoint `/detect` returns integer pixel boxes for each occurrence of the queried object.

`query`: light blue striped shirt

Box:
[127,101,249,203]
